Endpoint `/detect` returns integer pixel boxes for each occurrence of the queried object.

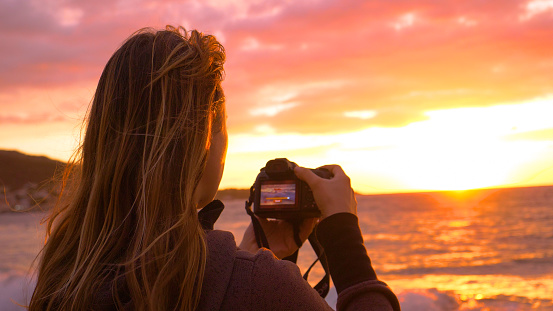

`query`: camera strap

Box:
[244,198,270,249]
[245,189,331,298]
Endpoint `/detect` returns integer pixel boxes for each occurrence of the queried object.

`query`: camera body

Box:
[252,158,333,219]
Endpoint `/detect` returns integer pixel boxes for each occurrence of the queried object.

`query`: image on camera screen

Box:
[260,181,296,207]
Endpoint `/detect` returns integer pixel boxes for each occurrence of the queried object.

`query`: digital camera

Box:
[252,158,333,219]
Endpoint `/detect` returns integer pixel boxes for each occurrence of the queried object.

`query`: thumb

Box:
[293,166,320,185]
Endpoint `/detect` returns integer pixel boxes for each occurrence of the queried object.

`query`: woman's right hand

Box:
[294,165,357,219]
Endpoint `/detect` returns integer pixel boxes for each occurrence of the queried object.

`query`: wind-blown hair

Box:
[29,26,225,311]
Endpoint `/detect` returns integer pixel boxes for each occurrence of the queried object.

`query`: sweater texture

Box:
[91,200,401,310]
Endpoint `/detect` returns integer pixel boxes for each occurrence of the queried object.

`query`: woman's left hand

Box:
[239,217,317,259]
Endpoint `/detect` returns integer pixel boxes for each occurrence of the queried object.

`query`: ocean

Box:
[1,186,552,310]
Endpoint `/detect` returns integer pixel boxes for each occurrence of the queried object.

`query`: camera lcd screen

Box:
[260,181,296,207]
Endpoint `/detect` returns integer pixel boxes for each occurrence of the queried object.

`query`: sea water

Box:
[1,186,552,310]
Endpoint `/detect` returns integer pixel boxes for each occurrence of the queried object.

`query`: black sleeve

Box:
[316,212,377,293]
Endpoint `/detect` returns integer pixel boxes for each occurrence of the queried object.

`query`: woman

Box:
[29,26,400,311]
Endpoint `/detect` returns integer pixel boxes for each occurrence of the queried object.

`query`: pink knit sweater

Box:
[90,201,401,310]
[197,229,399,310]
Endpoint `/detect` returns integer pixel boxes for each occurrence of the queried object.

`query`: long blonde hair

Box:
[29,26,225,311]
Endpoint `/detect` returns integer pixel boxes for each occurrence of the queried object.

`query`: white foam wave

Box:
[2,275,551,311]
[397,288,553,311]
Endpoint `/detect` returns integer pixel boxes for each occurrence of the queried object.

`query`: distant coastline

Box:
[2,148,553,214]
[215,188,251,200]
[0,149,62,214]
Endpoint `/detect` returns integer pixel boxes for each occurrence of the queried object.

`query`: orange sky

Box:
[1,0,553,194]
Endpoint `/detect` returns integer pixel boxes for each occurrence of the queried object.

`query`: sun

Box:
[224,99,553,194]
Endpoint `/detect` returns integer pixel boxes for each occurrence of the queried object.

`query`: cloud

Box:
[1,0,553,136]
[250,102,298,116]
[505,127,553,141]
[1,0,552,190]
[225,98,553,192]
[240,36,284,51]
[0,112,66,124]
[343,110,377,120]
[456,16,478,26]
[221,0,553,132]
[56,7,84,27]
[521,0,553,20]
[393,12,416,30]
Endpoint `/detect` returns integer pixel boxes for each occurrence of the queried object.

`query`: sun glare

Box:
[225,97,553,193]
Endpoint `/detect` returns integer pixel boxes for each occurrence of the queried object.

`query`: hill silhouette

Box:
[215,188,250,200]
[0,150,65,191]
[0,149,251,200]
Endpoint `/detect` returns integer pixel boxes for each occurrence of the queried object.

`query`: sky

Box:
[1,0,553,194]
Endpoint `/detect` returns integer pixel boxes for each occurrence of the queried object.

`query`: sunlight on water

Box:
[389,274,553,301]
[389,274,553,310]
[1,186,552,310]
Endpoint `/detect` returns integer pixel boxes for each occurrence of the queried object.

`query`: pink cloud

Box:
[0,112,66,124]
[1,0,552,134]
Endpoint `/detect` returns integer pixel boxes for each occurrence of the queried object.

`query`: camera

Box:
[251,158,333,219]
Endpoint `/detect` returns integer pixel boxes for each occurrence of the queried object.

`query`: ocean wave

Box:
[2,274,551,311]
[382,255,553,277]
[397,288,553,311]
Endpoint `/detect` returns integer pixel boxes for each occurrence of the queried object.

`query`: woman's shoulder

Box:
[201,230,331,310]
[204,229,282,268]
[204,229,294,267]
